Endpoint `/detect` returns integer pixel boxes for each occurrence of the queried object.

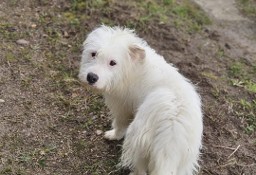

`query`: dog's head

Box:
[79,25,146,92]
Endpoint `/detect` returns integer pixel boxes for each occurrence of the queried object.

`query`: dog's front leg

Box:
[104,107,131,140]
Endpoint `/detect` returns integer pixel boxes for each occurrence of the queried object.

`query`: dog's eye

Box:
[109,60,117,66]
[91,52,96,57]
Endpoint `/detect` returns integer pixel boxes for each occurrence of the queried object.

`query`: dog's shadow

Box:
[105,139,131,175]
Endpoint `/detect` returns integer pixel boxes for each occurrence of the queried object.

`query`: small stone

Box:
[96,129,103,135]
[31,24,37,28]
[40,150,46,155]
[0,99,5,103]
[63,31,69,37]
[71,93,78,98]
[42,34,48,37]
[16,39,30,45]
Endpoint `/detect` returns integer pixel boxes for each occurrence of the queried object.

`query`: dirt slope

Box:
[0,0,255,175]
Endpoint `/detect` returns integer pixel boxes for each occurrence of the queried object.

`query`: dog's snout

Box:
[87,72,99,84]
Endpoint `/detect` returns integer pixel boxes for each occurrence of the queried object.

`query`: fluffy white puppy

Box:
[79,25,203,175]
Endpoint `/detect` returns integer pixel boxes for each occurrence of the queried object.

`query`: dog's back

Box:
[122,85,202,175]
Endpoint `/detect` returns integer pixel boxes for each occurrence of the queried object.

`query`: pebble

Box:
[40,150,46,155]
[63,31,69,38]
[0,99,5,103]
[31,24,37,28]
[96,129,103,135]
[16,39,30,45]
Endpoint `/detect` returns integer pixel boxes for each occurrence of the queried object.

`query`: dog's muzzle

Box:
[87,72,99,85]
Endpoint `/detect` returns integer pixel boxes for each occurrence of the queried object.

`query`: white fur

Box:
[79,25,203,175]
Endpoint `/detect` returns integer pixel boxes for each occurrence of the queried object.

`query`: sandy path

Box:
[193,0,256,58]
[193,0,246,21]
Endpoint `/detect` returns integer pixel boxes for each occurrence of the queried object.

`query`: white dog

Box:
[79,25,203,175]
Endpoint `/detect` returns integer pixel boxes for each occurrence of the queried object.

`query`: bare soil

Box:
[0,0,255,175]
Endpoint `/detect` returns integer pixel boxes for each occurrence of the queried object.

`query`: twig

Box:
[212,145,236,150]
[108,168,121,175]
[228,145,240,159]
[219,158,236,168]
[7,60,11,67]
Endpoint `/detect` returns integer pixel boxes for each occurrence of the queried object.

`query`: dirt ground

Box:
[0,0,255,175]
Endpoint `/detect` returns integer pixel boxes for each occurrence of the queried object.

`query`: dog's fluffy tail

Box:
[121,87,202,175]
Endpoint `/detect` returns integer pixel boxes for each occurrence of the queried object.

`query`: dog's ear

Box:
[129,45,145,60]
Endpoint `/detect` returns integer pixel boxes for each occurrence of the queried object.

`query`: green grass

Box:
[238,99,256,134]
[0,133,57,174]
[66,0,210,33]
[172,1,211,31]
[229,62,246,78]
[226,60,256,134]
[71,0,106,10]
[229,61,256,93]
[231,79,256,93]
[211,86,221,99]
[201,72,218,80]
[5,52,17,62]
[15,145,57,170]
[216,48,225,59]
[237,0,256,18]
[138,0,211,32]
[245,80,256,93]
[0,22,30,41]
[63,12,80,26]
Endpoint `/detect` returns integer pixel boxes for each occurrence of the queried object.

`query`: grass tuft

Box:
[238,99,256,134]
[237,0,256,18]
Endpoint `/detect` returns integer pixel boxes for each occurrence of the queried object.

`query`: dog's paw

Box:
[104,129,123,140]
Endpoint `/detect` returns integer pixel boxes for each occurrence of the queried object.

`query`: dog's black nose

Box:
[87,72,98,84]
